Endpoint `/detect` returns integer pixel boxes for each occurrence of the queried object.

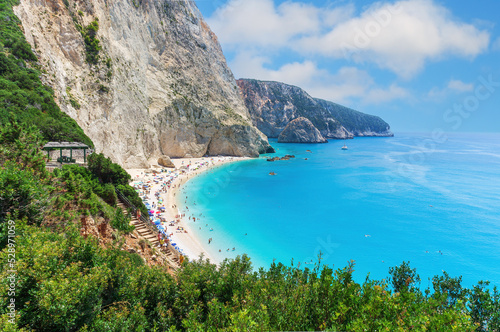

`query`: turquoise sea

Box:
[181,133,500,288]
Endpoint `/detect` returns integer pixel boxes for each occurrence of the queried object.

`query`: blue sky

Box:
[195,0,500,133]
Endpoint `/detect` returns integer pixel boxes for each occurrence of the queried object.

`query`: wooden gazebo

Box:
[43,142,90,163]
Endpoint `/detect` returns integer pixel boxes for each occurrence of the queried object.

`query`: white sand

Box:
[127,156,248,264]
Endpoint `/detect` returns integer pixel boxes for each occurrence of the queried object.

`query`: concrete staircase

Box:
[117,201,160,245]
[116,201,180,267]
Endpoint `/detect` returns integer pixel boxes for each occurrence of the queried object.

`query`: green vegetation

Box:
[0,0,93,147]
[88,152,148,217]
[1,119,500,331]
[63,1,101,66]
[0,119,136,227]
[98,84,109,93]
[316,98,392,134]
[81,19,101,65]
[0,3,498,331]
[66,87,81,109]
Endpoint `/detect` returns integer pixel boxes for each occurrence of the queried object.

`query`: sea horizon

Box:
[180,132,500,288]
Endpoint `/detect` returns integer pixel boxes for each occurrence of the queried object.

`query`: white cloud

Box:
[231,52,409,105]
[297,0,490,78]
[447,79,474,92]
[364,84,411,104]
[208,0,490,78]
[207,0,324,48]
[427,79,474,99]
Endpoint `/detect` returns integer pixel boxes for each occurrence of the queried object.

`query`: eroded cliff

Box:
[238,79,351,139]
[14,0,272,167]
[237,79,393,139]
[278,117,327,143]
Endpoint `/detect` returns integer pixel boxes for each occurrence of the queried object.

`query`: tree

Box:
[468,281,500,331]
[88,153,130,186]
[432,271,466,308]
[388,261,421,293]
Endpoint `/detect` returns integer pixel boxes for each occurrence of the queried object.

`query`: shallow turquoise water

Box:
[181,133,500,288]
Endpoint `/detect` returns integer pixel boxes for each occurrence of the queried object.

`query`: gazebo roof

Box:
[43,142,90,150]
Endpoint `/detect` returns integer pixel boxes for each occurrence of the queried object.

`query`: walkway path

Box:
[116,200,181,268]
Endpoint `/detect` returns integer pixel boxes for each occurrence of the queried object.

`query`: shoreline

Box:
[127,156,248,264]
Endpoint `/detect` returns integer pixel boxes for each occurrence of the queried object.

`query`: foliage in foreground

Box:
[1,221,500,332]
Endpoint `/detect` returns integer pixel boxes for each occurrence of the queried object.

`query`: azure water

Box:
[181,133,500,288]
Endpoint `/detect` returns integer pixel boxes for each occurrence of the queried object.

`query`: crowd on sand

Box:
[129,156,242,262]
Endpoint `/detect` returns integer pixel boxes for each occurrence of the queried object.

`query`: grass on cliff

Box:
[0,0,93,147]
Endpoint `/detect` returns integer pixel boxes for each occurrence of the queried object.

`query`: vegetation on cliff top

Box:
[239,78,392,137]
[0,0,93,147]
[316,98,392,134]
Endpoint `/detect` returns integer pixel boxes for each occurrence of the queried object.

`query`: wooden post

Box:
[84,148,87,163]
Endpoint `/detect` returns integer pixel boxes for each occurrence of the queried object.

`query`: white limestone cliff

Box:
[14,0,273,168]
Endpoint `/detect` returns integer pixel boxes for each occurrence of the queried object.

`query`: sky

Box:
[194,0,500,133]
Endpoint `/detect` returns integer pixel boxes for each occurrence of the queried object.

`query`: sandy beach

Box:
[127,156,248,264]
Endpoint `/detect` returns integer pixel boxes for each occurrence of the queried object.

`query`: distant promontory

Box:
[237,79,394,140]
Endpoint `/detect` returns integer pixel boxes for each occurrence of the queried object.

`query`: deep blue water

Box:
[181,133,500,288]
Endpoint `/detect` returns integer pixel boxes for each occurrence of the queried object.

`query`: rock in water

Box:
[278,117,328,143]
[158,156,175,168]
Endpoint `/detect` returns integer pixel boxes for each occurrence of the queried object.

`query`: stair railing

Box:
[115,188,182,264]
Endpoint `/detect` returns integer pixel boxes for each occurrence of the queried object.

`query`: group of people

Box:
[131,158,232,260]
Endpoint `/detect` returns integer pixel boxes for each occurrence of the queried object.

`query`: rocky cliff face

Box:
[237,79,393,139]
[278,117,327,143]
[237,79,351,139]
[14,0,273,167]
[315,99,393,137]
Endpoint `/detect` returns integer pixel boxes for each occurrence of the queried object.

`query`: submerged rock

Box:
[278,117,328,143]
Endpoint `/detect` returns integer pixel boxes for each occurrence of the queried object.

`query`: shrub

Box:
[110,207,134,233]
[0,161,48,224]
[116,184,148,218]
[82,20,101,65]
[98,183,117,206]
[88,153,130,186]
